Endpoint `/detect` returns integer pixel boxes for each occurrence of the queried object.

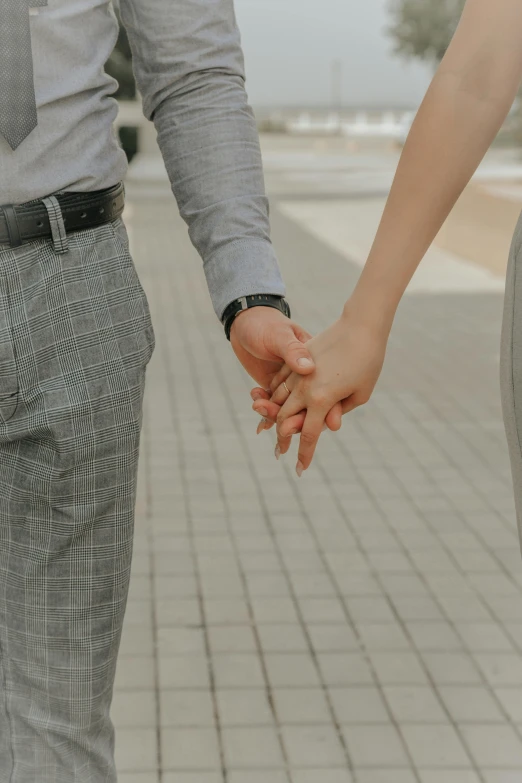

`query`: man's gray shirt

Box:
[0,0,285,320]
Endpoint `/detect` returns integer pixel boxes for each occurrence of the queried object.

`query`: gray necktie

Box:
[0,0,48,151]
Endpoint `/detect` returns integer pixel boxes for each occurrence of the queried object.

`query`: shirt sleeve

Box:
[116,0,287,321]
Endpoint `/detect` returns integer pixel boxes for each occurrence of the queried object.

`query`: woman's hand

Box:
[253,304,390,475]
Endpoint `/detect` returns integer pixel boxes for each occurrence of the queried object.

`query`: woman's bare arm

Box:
[350,0,522,330]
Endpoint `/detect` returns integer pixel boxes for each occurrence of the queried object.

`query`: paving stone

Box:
[228,774,286,783]
[459,724,522,767]
[160,690,215,727]
[317,653,374,687]
[163,775,222,783]
[473,653,522,686]
[494,687,522,721]
[282,725,346,767]
[207,625,257,654]
[118,775,160,783]
[482,773,522,783]
[357,623,412,651]
[216,689,274,726]
[417,772,481,783]
[114,728,157,771]
[355,773,416,783]
[265,653,321,688]
[222,726,285,768]
[306,623,359,652]
[114,657,155,691]
[383,685,447,723]
[111,690,157,728]
[369,652,429,685]
[158,656,210,690]
[341,724,409,767]
[161,727,221,770]
[438,686,505,723]
[257,623,309,652]
[121,149,522,782]
[291,772,353,783]
[211,653,265,688]
[421,652,482,685]
[273,688,332,724]
[329,687,389,724]
[401,724,472,768]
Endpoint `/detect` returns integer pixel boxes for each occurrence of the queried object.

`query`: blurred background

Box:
[109,3,522,782]
[109,0,522,278]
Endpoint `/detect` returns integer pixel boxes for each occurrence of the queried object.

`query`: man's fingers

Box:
[296,409,328,475]
[269,364,292,394]
[341,395,361,415]
[251,387,271,402]
[324,401,344,431]
[252,398,282,424]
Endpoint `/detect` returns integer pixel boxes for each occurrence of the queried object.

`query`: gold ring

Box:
[283,381,290,395]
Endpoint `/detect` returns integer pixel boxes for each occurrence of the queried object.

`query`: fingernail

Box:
[256,407,268,418]
[296,461,304,477]
[275,444,281,460]
[297,358,313,368]
[257,418,267,435]
[252,392,263,401]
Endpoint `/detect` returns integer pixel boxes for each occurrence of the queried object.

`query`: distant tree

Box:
[387,0,522,149]
[387,0,465,68]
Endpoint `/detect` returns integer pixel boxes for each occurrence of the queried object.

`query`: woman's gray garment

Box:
[500,209,522,554]
[0,209,155,781]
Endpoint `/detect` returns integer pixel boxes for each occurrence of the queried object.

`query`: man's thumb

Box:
[276,330,315,375]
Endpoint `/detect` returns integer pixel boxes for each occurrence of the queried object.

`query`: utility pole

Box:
[331,58,343,133]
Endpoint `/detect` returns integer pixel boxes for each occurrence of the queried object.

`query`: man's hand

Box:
[251,304,389,474]
[229,306,315,390]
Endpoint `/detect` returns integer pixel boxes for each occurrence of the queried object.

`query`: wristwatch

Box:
[222,294,291,341]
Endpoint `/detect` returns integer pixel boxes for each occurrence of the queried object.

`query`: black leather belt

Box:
[0,181,125,248]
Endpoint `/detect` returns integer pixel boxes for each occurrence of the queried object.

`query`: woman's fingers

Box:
[275,389,307,442]
[275,412,307,455]
[296,408,329,475]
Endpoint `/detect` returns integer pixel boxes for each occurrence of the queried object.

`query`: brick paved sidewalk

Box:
[111,166,522,783]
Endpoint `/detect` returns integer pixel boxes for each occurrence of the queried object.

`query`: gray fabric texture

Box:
[0,0,48,150]
[0,0,286,320]
[0,211,155,781]
[500,208,522,556]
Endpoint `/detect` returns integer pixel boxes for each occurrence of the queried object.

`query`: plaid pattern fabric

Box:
[0,213,155,781]
[40,194,69,254]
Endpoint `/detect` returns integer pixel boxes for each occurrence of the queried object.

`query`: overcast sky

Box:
[234,0,433,108]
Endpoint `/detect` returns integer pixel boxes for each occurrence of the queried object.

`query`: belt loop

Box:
[41,195,69,254]
[2,205,22,247]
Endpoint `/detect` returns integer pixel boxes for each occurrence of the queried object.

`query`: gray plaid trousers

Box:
[0,203,155,782]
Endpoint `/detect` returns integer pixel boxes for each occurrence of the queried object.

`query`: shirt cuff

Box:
[204,239,287,321]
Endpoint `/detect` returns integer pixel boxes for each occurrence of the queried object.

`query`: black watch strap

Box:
[222,294,291,340]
